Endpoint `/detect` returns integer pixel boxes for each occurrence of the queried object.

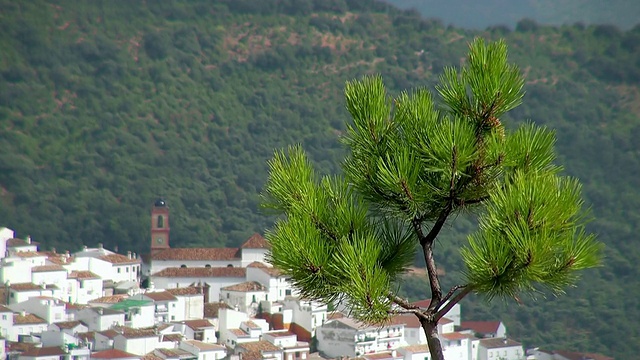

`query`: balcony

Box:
[355,335,377,343]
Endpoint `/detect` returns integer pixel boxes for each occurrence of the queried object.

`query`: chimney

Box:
[114,245,119,253]
[98,243,103,250]
[503,337,508,344]
[20,311,26,317]
[51,247,56,254]
[127,251,132,259]
[65,250,70,258]
[391,350,397,358]
[98,308,104,315]
[26,236,31,244]
[83,245,88,251]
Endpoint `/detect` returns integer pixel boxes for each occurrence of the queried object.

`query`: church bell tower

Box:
[151,198,170,255]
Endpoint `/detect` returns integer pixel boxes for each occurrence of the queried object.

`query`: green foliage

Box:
[0,1,637,357]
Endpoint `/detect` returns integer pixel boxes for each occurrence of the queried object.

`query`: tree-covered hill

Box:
[0,1,639,358]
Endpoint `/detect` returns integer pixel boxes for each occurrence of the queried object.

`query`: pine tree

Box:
[261,38,602,360]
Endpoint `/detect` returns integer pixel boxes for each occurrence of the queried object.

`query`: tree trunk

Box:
[421,320,445,360]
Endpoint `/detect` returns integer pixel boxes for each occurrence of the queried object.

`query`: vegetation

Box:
[0,0,638,357]
[262,39,602,360]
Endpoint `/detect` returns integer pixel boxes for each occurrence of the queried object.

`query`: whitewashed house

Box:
[9,296,67,324]
[478,338,524,360]
[72,245,141,285]
[173,319,216,343]
[18,346,72,360]
[92,349,141,360]
[110,299,156,328]
[316,317,405,358]
[282,297,328,339]
[150,267,246,302]
[263,330,311,360]
[441,332,476,360]
[398,344,431,360]
[7,283,55,304]
[68,270,103,304]
[220,281,268,316]
[132,291,178,323]
[75,307,125,331]
[113,327,174,356]
[0,304,13,339]
[219,308,268,349]
[11,311,48,341]
[235,341,283,360]
[94,329,120,351]
[246,262,295,301]
[179,340,226,360]
[166,287,205,321]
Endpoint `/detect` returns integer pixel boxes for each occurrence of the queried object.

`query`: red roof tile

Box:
[14,312,47,324]
[69,270,100,279]
[460,321,502,335]
[400,344,429,353]
[389,314,420,328]
[442,332,472,341]
[143,291,177,301]
[99,254,140,264]
[20,346,67,356]
[151,248,240,261]
[221,281,266,292]
[32,265,66,272]
[237,340,280,352]
[152,267,246,278]
[9,283,42,291]
[53,320,85,329]
[479,338,521,349]
[0,304,12,313]
[6,238,36,247]
[92,349,140,359]
[98,329,120,339]
[119,327,158,339]
[90,295,129,304]
[12,251,44,258]
[204,302,231,318]
[161,333,183,342]
[180,319,214,330]
[165,287,202,296]
[241,234,270,249]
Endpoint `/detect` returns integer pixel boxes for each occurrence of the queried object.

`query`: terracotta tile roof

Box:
[229,328,250,337]
[460,321,502,335]
[66,303,89,311]
[221,281,266,292]
[20,346,67,356]
[241,233,270,249]
[442,332,472,341]
[77,331,95,341]
[204,302,231,318]
[13,312,46,324]
[479,337,521,349]
[0,304,12,313]
[247,261,268,268]
[53,320,85,329]
[69,270,100,279]
[141,353,163,360]
[90,295,129,304]
[400,344,429,353]
[9,282,42,291]
[411,299,431,308]
[151,247,240,261]
[239,351,262,360]
[6,238,36,247]
[143,291,177,301]
[7,341,38,353]
[161,333,183,342]
[152,267,246,278]
[362,352,401,360]
[265,331,295,338]
[92,349,140,359]
[98,329,120,339]
[183,340,226,351]
[12,251,44,258]
[0,288,7,305]
[165,287,201,296]
[389,314,420,328]
[119,327,158,339]
[99,254,140,264]
[155,348,193,358]
[47,255,74,265]
[243,320,261,329]
[32,264,66,272]
[180,319,214,330]
[327,311,346,320]
[237,340,281,352]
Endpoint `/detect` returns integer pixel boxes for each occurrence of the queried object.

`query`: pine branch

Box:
[437,284,468,310]
[434,285,473,322]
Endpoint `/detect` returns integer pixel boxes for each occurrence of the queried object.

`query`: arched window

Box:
[157,215,164,228]
[205,264,211,268]
[227,264,233,268]
[180,264,187,268]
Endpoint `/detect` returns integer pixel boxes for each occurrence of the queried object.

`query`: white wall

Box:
[218,308,248,346]
[0,227,14,258]
[152,276,244,302]
[1,258,39,284]
[150,260,242,275]
[220,289,267,316]
[9,297,66,324]
[316,325,357,358]
[478,345,524,360]
[11,321,47,341]
[0,310,12,340]
[75,277,103,304]
[174,294,204,321]
[31,270,67,287]
[114,336,160,356]
[128,304,156,329]
[240,249,268,266]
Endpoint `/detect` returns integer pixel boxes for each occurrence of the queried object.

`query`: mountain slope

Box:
[0,1,639,358]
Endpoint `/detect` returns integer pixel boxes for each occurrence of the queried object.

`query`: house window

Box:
[117,268,121,273]
[126,267,129,273]
[1,315,6,320]
[301,353,307,360]
[157,215,164,228]
[285,289,292,296]
[181,264,187,268]
[172,303,176,308]
[227,264,233,268]
[171,316,175,320]
[226,293,230,299]
[205,264,211,268]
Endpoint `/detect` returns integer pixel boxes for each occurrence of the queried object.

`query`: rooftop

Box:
[154,348,194,359]
[99,254,140,264]
[265,331,295,338]
[6,238,38,247]
[179,319,214,330]
[221,281,267,292]
[151,247,240,261]
[183,340,226,351]
[92,349,140,359]
[143,291,177,301]
[204,302,231,318]
[90,294,129,304]
[9,282,45,291]
[14,312,47,324]
[12,251,45,258]
[31,264,66,272]
[460,321,502,335]
[53,320,85,329]
[20,346,67,357]
[400,344,429,353]
[161,333,183,342]
[110,299,153,311]
[240,233,270,249]
[442,332,474,341]
[151,267,246,278]
[237,340,281,353]
[69,270,100,279]
[165,287,202,296]
[479,337,522,349]
[119,327,158,339]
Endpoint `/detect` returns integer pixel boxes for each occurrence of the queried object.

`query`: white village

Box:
[0,200,607,360]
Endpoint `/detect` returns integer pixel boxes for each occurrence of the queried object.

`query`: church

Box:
[142,199,272,301]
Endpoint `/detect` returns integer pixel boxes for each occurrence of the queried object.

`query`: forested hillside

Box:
[0,1,639,358]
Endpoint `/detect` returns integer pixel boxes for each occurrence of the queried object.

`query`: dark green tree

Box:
[262,38,602,360]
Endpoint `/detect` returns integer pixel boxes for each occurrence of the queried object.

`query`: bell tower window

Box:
[157,215,164,228]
